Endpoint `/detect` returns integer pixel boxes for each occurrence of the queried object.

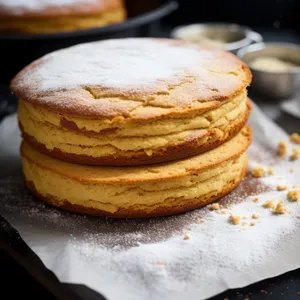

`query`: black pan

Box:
[0,0,178,83]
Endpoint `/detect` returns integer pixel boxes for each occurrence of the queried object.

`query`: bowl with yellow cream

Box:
[237,42,300,99]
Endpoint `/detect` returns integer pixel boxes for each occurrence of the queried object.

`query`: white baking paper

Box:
[0,103,299,300]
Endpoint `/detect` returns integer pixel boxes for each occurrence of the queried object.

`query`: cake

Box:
[21,126,252,218]
[0,0,126,34]
[12,38,252,166]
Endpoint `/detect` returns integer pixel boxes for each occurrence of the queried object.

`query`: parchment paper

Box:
[0,103,299,300]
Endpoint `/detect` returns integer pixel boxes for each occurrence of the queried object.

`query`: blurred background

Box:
[163,0,300,29]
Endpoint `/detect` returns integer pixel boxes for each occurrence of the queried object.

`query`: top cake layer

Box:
[11,38,251,120]
[0,0,122,18]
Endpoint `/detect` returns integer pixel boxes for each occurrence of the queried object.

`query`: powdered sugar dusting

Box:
[15,39,211,93]
[0,103,300,300]
[0,0,98,13]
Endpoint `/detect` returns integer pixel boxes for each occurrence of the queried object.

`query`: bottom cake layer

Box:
[21,126,251,218]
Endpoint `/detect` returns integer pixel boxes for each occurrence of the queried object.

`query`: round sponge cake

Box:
[21,126,251,218]
[0,0,126,34]
[13,38,252,166]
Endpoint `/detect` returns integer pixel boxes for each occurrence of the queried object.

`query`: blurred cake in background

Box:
[0,0,126,34]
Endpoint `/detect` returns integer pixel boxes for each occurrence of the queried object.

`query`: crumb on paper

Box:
[277,184,287,191]
[251,167,265,178]
[211,234,214,238]
[268,167,275,175]
[263,200,275,209]
[229,215,241,225]
[290,168,294,173]
[157,260,164,265]
[252,214,259,219]
[278,141,288,156]
[290,147,300,160]
[297,216,300,219]
[290,133,300,144]
[221,209,227,214]
[273,201,286,214]
[250,222,255,226]
[242,216,247,220]
[184,233,191,240]
[242,222,247,226]
[287,189,300,202]
[210,203,220,211]
[253,197,259,203]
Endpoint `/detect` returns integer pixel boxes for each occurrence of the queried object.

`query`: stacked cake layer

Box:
[12,38,252,218]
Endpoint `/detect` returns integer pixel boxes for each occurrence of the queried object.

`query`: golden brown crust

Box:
[20,100,251,166]
[0,0,124,19]
[11,39,252,119]
[25,161,247,218]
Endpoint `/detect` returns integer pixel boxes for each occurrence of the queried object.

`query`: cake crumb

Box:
[145,149,153,156]
[224,298,229,300]
[290,133,300,144]
[184,233,191,240]
[242,216,247,220]
[277,184,287,191]
[252,214,259,219]
[245,298,250,300]
[221,209,227,214]
[278,141,288,156]
[250,222,255,226]
[251,167,265,178]
[157,260,164,265]
[263,200,275,209]
[297,216,300,219]
[242,222,247,226]
[253,197,259,203]
[273,201,286,214]
[210,203,220,211]
[268,167,275,175]
[230,215,241,225]
[287,190,300,202]
[290,147,299,160]
[290,168,294,173]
